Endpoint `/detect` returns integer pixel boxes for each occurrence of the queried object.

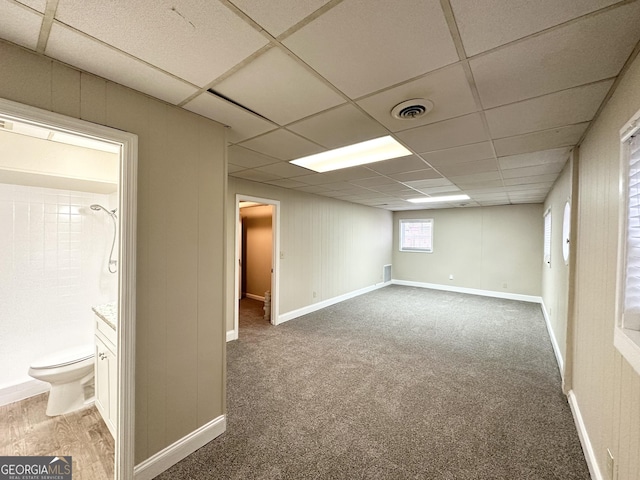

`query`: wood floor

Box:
[0,393,114,480]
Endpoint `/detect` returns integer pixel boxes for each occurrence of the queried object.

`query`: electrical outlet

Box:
[449,274,454,280]
[313,291,317,298]
[606,449,615,480]
[502,282,508,288]
[280,251,284,259]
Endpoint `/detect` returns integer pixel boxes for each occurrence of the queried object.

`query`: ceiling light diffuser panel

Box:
[290,136,412,173]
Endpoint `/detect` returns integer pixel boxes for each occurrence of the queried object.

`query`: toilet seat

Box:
[30,345,94,369]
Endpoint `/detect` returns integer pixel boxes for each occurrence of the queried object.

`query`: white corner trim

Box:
[567,390,603,480]
[226,329,238,342]
[277,282,388,324]
[540,300,565,378]
[134,414,226,480]
[614,327,640,376]
[391,279,542,304]
[0,380,49,407]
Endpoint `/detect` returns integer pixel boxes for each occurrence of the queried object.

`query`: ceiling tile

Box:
[365,155,429,175]
[282,0,458,98]
[230,169,282,182]
[183,91,277,143]
[349,176,398,188]
[357,64,478,132]
[414,185,461,195]
[486,80,613,139]
[287,104,387,148]
[264,178,309,188]
[227,163,246,174]
[403,178,455,189]
[389,169,442,182]
[16,0,46,12]
[396,113,488,153]
[493,123,588,156]
[0,1,42,50]
[239,129,323,160]
[213,47,345,125]
[46,24,198,105]
[230,0,331,37]
[449,171,502,184]
[436,158,499,177]
[294,185,333,194]
[499,148,571,170]
[451,0,621,56]
[420,142,495,166]
[503,174,559,186]
[55,0,268,87]
[255,161,312,178]
[505,182,555,192]
[501,163,565,178]
[470,1,640,108]
[228,145,279,168]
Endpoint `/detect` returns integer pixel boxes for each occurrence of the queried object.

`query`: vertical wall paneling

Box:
[226,177,393,334]
[542,156,573,374]
[0,40,227,467]
[571,47,640,480]
[393,205,543,297]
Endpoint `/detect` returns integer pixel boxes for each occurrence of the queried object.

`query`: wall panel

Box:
[0,40,227,464]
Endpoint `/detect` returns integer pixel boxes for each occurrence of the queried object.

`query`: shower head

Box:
[90,204,117,218]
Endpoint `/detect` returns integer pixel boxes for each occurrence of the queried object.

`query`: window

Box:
[616,109,640,375]
[399,219,433,253]
[543,209,551,266]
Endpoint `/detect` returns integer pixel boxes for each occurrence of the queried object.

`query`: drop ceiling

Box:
[2,0,640,210]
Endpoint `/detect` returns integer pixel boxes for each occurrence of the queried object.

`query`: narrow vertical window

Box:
[543,209,552,267]
[623,134,640,331]
[399,219,433,253]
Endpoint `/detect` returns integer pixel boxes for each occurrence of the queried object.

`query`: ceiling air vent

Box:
[391,99,434,120]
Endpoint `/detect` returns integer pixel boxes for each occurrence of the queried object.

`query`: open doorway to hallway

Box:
[234,195,280,340]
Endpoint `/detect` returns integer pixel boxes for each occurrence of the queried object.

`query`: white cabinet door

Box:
[95,335,116,437]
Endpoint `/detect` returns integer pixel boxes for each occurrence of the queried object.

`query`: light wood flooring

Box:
[0,393,114,480]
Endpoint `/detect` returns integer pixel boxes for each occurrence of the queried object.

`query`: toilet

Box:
[28,345,95,416]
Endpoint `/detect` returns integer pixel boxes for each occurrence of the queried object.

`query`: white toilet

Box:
[28,345,95,416]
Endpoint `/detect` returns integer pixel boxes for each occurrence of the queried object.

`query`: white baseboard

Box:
[391,279,542,304]
[567,390,603,480]
[134,414,226,480]
[539,300,565,379]
[226,330,238,342]
[245,293,265,302]
[277,282,389,324]
[0,379,49,407]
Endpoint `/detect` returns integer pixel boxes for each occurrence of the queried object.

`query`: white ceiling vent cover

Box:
[391,99,434,120]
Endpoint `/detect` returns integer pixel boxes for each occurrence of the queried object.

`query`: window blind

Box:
[399,219,433,252]
[543,210,551,266]
[624,134,640,330]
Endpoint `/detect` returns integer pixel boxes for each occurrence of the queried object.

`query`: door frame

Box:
[234,194,280,337]
[0,98,138,480]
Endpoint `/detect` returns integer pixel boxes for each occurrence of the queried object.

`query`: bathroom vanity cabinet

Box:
[92,304,118,438]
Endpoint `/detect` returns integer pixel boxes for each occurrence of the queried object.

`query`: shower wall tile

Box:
[0,183,118,390]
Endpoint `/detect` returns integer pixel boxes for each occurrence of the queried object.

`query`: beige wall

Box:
[541,157,574,370]
[393,205,543,296]
[0,40,226,463]
[227,177,393,332]
[571,49,640,479]
[241,205,273,298]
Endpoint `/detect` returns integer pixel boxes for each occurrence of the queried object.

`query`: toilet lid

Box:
[30,345,94,369]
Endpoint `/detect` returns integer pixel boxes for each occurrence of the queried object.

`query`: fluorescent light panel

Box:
[407,194,470,204]
[290,135,411,173]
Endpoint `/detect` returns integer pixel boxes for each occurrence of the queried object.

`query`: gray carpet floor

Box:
[156,285,589,479]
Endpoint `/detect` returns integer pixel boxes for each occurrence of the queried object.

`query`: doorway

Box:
[234,195,280,339]
[0,98,137,480]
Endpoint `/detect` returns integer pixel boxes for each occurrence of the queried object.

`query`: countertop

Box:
[92,302,117,330]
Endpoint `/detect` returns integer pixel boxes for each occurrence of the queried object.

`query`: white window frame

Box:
[615,106,640,376]
[399,218,433,253]
[543,208,552,267]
